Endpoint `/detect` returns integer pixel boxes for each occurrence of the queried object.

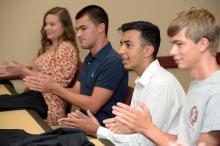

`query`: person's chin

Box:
[80,43,91,49]
[123,65,132,71]
[47,37,53,40]
[80,45,89,49]
[177,64,187,69]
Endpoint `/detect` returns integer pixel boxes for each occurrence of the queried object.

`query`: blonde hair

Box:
[167,7,220,53]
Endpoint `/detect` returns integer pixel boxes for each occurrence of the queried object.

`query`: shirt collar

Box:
[86,42,112,62]
[135,59,161,86]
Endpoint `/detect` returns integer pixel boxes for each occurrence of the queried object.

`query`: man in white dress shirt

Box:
[59,21,186,146]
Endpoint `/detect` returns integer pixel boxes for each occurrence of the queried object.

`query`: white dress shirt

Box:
[97,60,186,146]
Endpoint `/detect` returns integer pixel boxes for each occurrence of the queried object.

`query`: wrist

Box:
[48,81,58,93]
[50,82,63,94]
[142,123,155,137]
[91,127,98,137]
[88,124,99,137]
[19,66,28,77]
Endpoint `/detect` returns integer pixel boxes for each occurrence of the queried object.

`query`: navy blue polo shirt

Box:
[78,42,128,125]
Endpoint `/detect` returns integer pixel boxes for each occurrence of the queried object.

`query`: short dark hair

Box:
[75,5,109,36]
[118,21,161,59]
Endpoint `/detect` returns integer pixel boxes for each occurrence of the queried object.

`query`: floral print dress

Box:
[32,41,78,126]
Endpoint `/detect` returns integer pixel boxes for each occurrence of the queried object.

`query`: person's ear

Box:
[98,23,105,33]
[144,45,154,58]
[198,37,209,53]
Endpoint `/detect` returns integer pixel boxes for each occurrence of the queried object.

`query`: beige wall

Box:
[1,0,220,92]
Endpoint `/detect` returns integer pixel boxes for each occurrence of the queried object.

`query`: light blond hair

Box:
[167,7,220,53]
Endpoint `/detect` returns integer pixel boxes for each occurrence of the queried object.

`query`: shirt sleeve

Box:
[95,57,127,91]
[51,42,78,87]
[201,92,220,132]
[97,126,155,146]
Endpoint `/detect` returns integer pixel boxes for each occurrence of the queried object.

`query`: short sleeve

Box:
[201,92,220,132]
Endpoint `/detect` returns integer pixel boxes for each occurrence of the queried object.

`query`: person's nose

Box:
[76,30,81,38]
[44,25,49,31]
[169,45,177,56]
[119,45,126,55]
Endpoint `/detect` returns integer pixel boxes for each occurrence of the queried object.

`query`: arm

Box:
[49,81,114,114]
[24,74,114,114]
[0,61,34,79]
[198,132,220,146]
[167,132,220,146]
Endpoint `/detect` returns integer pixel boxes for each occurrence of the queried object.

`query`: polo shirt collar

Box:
[135,59,161,86]
[87,42,112,61]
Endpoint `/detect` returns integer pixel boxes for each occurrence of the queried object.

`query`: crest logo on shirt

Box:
[189,106,198,126]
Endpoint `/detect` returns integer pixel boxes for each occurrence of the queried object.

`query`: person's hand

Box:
[103,117,133,134]
[0,66,8,76]
[23,73,55,93]
[59,110,100,137]
[0,61,25,77]
[112,100,153,135]
[2,61,25,76]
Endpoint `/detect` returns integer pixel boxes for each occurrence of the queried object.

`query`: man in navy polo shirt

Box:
[25,5,128,126]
